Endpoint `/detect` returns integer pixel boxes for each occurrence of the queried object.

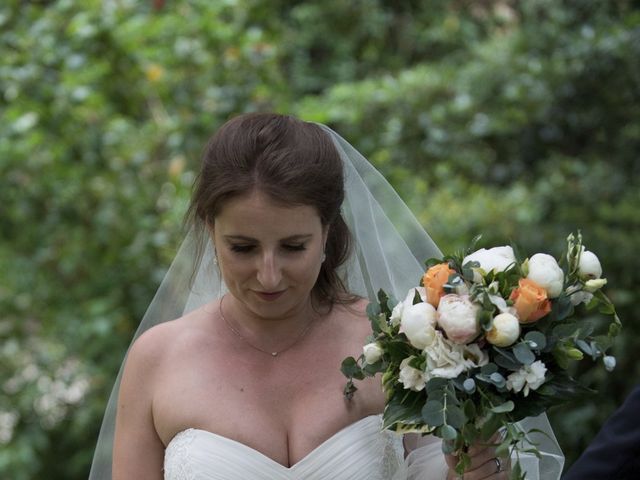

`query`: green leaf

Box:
[446,405,467,429]
[440,424,458,440]
[524,331,546,350]
[340,356,365,380]
[513,342,535,365]
[412,289,422,305]
[366,301,381,319]
[421,400,445,427]
[490,400,514,413]
[463,399,477,420]
[426,377,449,395]
[481,363,498,375]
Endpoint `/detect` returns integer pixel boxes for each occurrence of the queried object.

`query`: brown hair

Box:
[187,113,356,307]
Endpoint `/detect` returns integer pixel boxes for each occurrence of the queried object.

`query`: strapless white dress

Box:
[163,415,448,480]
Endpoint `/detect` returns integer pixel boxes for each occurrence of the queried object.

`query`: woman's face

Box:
[212,190,328,321]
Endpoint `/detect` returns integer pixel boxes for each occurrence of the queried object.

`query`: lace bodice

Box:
[163,415,405,480]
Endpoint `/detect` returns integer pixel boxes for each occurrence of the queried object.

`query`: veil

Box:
[88,123,564,479]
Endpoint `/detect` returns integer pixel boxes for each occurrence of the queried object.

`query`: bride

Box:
[90,113,559,479]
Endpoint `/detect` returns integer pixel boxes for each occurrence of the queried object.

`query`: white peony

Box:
[578,249,602,279]
[391,288,426,327]
[424,330,488,380]
[436,294,481,344]
[463,246,516,283]
[527,253,564,298]
[506,360,547,396]
[400,302,437,350]
[362,342,383,364]
[485,313,520,347]
[399,357,426,391]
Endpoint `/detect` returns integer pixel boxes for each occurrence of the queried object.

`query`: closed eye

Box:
[230,244,255,253]
[283,244,306,252]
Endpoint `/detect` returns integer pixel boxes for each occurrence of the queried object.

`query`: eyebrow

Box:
[223,234,314,242]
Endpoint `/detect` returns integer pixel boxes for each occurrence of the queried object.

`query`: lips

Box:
[254,290,285,301]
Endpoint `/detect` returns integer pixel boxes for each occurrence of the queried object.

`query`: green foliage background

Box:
[1,1,638,478]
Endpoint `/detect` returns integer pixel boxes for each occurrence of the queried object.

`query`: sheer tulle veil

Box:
[88,122,563,479]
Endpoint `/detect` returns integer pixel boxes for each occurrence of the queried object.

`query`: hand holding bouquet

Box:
[342,232,620,478]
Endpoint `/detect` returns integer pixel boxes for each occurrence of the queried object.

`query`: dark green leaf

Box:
[524,331,546,350]
[421,400,445,427]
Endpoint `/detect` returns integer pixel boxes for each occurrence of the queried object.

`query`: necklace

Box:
[219,295,316,357]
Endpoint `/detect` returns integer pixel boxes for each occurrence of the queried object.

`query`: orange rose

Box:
[510,278,552,323]
[423,263,455,308]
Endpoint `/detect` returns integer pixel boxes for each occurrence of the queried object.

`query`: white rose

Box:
[578,250,602,279]
[424,330,488,380]
[436,294,481,344]
[400,302,437,350]
[506,360,547,396]
[527,253,564,298]
[463,246,516,283]
[485,313,520,347]
[399,357,426,391]
[362,342,383,364]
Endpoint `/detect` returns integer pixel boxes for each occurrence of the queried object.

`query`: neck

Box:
[220,294,320,352]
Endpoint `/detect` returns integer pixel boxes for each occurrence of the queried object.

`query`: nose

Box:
[256,252,282,290]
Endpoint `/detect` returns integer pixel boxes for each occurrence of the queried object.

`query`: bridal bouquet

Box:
[342,232,620,478]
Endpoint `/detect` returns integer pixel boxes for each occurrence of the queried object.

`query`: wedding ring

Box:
[493,457,502,473]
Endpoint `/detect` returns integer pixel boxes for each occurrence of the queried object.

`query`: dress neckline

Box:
[166,414,382,470]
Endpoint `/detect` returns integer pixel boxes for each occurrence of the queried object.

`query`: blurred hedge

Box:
[1,1,638,478]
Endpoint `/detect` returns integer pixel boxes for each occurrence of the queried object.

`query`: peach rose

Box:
[510,278,552,323]
[423,263,455,308]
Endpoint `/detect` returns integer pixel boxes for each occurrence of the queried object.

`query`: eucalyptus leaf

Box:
[513,342,535,365]
[463,378,476,393]
[421,400,445,427]
[446,405,466,429]
[524,331,546,350]
[490,400,514,413]
[481,363,498,375]
[440,424,458,440]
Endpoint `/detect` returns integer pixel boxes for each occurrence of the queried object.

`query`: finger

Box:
[467,432,502,456]
[465,445,496,471]
[468,457,505,479]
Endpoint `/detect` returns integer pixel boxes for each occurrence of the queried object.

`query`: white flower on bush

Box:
[436,294,480,344]
[486,312,521,347]
[362,342,383,364]
[506,360,547,396]
[527,253,564,298]
[399,357,426,391]
[400,302,437,350]
[463,246,516,283]
[424,330,488,380]
[578,249,603,279]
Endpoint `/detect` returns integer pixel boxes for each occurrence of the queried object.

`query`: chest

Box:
[152,335,383,466]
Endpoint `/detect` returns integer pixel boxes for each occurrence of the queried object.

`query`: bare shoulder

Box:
[330,297,372,340]
[124,302,216,374]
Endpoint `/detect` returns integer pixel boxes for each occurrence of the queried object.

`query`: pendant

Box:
[271,352,278,357]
